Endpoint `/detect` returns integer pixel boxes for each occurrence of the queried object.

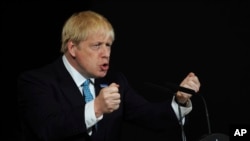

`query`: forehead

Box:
[86,32,113,43]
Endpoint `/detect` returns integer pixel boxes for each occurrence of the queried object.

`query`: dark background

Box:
[1,0,249,141]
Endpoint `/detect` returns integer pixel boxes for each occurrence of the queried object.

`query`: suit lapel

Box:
[94,78,112,98]
[55,58,85,106]
[53,57,111,106]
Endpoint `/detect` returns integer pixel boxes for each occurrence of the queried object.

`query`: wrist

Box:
[175,96,188,107]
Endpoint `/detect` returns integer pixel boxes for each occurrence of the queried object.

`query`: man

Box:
[17,10,200,141]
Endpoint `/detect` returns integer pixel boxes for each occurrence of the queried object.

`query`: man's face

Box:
[72,33,113,78]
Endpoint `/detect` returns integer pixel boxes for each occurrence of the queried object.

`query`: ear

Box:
[67,41,77,57]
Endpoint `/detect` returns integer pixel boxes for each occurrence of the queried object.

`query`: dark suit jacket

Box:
[17,56,183,141]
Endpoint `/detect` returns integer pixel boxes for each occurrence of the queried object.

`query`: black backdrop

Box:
[1,0,249,141]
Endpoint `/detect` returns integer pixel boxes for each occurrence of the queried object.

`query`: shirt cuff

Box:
[85,100,103,128]
[171,96,192,120]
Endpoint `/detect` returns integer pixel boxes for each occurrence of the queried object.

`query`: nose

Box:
[101,45,111,58]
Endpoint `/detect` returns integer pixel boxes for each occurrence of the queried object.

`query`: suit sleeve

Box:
[115,72,181,131]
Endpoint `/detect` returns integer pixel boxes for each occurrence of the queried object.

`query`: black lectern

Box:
[199,133,229,141]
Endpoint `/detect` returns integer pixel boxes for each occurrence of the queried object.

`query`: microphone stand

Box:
[200,95,211,135]
[144,82,229,141]
[144,82,192,141]
[177,100,186,141]
[164,82,230,141]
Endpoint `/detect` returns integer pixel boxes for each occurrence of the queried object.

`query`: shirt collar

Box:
[62,55,94,87]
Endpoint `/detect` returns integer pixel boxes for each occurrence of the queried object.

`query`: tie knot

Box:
[83,79,90,86]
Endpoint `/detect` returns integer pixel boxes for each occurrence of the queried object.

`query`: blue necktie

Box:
[82,79,93,103]
[82,79,97,132]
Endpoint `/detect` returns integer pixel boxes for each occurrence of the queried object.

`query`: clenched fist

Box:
[175,72,201,105]
[94,83,121,117]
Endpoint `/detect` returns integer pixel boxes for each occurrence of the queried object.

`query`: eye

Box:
[106,43,111,48]
[91,43,102,50]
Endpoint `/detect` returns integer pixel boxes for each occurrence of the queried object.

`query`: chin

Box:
[96,71,107,78]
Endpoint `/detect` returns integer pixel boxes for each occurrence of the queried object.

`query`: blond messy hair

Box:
[60,10,115,53]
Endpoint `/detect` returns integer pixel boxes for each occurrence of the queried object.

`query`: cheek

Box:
[81,53,96,66]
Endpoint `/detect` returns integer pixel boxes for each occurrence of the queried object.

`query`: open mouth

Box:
[100,63,109,71]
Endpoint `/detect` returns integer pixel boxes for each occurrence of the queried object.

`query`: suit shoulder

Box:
[17,57,62,81]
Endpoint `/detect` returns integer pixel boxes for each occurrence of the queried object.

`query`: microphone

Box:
[144,81,197,95]
[165,81,197,95]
